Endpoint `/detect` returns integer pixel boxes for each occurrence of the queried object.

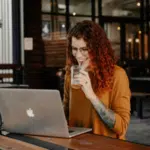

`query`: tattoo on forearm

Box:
[92,98,116,129]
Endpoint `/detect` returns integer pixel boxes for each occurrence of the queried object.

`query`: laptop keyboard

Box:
[68,129,74,133]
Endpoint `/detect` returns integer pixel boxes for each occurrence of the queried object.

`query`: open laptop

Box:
[0,88,92,138]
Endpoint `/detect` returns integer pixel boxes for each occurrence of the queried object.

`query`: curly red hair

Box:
[66,20,117,93]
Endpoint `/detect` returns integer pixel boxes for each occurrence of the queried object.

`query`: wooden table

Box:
[132,92,150,119]
[0,135,46,150]
[2,133,150,150]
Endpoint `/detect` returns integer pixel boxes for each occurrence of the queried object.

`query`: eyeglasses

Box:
[71,46,89,56]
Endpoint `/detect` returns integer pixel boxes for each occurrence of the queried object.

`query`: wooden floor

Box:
[126,100,150,145]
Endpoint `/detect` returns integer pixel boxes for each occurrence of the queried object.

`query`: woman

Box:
[63,20,131,140]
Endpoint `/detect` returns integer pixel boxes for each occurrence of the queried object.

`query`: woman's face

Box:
[71,37,89,66]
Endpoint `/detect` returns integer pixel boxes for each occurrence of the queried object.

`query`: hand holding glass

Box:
[71,65,81,89]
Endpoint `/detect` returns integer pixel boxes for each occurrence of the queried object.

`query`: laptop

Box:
[0,88,92,138]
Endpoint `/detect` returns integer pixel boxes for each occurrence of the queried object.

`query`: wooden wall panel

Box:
[44,40,67,67]
[24,0,45,88]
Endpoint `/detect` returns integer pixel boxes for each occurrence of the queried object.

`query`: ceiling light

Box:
[128,38,132,43]
[135,38,139,43]
[117,26,121,31]
[62,24,65,28]
[137,2,140,7]
[73,12,76,16]
[138,30,141,34]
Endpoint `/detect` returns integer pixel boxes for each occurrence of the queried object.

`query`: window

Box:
[0,0,13,82]
[42,15,66,40]
[95,0,99,16]
[42,0,52,12]
[126,24,141,60]
[42,0,66,13]
[102,0,140,18]
[42,15,52,40]
[0,0,13,64]
[104,23,121,59]
[69,0,91,15]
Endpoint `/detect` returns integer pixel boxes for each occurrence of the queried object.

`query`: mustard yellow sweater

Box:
[63,65,131,140]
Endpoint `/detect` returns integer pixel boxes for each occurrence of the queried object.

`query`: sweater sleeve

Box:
[63,73,70,120]
[111,67,131,138]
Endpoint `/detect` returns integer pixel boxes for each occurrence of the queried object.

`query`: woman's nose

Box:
[75,50,82,58]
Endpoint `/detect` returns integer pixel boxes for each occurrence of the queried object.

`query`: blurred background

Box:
[0,0,149,88]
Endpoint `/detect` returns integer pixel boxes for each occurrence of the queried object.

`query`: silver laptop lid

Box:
[0,88,69,137]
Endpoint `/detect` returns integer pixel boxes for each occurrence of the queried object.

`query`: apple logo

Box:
[26,108,35,117]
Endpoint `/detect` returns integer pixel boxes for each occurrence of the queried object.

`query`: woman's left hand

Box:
[73,70,96,100]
